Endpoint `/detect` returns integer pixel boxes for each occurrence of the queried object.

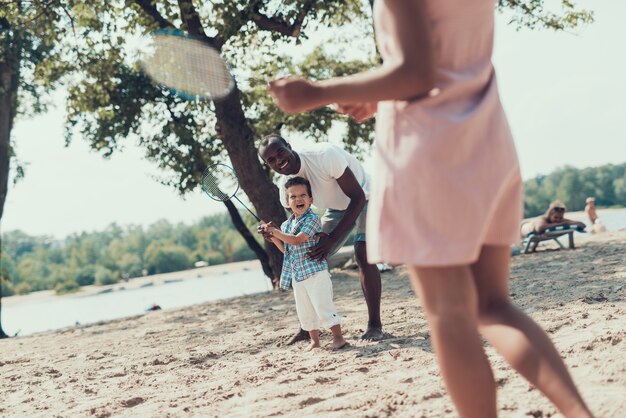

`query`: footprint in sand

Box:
[120,397,145,407]
[314,376,338,384]
[299,397,323,406]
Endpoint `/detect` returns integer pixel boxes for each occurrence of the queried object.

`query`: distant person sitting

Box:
[520,200,586,237]
[585,197,607,234]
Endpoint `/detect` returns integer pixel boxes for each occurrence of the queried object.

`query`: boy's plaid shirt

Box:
[279,208,329,290]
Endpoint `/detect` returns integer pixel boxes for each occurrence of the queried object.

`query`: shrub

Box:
[95,266,119,286]
[55,280,80,295]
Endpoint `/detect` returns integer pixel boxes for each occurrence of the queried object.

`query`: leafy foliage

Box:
[497,0,593,31]
[524,163,626,217]
[1,211,261,296]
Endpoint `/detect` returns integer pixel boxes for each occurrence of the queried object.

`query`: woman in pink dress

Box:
[267,1,593,416]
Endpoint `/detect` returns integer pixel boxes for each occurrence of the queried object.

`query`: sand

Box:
[1,231,625,417]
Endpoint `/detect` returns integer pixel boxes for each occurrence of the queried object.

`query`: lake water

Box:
[570,207,626,232]
[3,269,272,337]
[3,208,625,338]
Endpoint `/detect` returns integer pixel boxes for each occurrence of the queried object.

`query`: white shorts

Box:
[292,270,341,331]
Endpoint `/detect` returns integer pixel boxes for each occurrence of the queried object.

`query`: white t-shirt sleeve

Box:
[322,146,349,180]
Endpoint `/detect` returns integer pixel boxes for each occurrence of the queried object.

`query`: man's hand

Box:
[307,232,335,261]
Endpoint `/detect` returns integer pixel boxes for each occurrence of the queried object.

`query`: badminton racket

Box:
[140,30,237,100]
[201,163,260,222]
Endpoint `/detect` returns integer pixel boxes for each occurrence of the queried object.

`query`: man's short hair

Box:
[284,176,312,198]
[259,133,288,151]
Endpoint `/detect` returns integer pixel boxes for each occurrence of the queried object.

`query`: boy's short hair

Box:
[284,176,312,198]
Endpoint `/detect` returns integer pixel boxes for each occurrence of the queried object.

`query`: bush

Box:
[55,280,80,295]
[205,250,226,266]
[232,244,255,262]
[13,282,32,295]
[74,265,96,286]
[144,243,190,274]
[95,266,119,286]
[1,281,15,297]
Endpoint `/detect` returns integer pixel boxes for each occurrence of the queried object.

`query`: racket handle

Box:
[234,196,261,222]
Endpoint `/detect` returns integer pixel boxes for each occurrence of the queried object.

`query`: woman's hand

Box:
[267,77,323,114]
[335,102,377,123]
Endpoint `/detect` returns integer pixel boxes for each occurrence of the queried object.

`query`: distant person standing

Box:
[584,197,606,234]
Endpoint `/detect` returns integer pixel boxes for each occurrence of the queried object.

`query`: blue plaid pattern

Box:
[279,208,329,290]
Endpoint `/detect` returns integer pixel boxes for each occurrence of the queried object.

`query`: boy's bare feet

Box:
[330,337,349,350]
[305,342,321,351]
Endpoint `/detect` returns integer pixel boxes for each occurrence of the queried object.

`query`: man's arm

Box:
[308,167,366,260]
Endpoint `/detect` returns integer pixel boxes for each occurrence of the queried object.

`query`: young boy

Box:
[262,176,347,351]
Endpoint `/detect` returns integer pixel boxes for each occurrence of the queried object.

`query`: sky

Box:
[2,0,625,239]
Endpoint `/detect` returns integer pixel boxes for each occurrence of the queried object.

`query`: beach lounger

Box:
[522,225,586,254]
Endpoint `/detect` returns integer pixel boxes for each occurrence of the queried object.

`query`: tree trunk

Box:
[0,234,8,338]
[0,64,13,337]
[0,66,13,338]
[0,18,21,339]
[214,89,287,285]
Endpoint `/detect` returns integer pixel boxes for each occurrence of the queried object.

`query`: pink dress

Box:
[367,0,523,266]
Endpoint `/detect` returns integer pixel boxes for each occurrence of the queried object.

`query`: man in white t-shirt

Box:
[258,133,383,342]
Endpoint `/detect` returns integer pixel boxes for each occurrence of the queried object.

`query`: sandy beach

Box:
[1,231,625,417]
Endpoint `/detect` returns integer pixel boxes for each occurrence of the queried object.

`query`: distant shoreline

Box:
[2,258,262,308]
[3,246,355,308]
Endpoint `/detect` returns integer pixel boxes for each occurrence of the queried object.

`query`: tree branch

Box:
[176,0,223,49]
[250,0,317,37]
[133,0,176,30]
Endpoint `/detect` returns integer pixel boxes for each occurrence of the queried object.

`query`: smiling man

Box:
[258,133,384,342]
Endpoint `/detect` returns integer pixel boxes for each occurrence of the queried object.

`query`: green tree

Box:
[614,172,626,205]
[144,241,190,274]
[1,0,73,337]
[557,169,586,210]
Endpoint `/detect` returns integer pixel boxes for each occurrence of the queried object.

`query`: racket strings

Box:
[142,33,234,99]
[201,166,239,202]
[201,164,261,222]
